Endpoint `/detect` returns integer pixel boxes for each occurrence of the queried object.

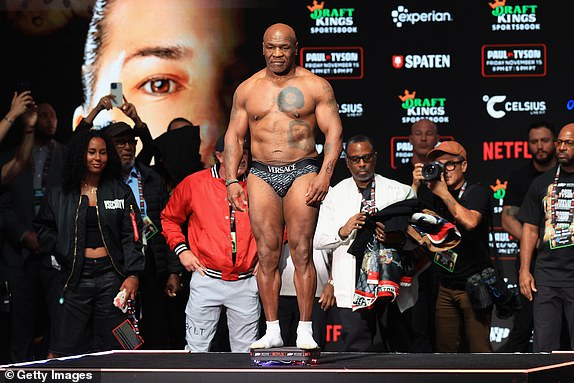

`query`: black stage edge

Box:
[2,350,574,383]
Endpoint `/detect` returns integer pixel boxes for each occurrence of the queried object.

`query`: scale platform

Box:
[250,346,321,366]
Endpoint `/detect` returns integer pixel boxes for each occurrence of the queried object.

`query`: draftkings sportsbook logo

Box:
[398,89,449,125]
[483,94,546,119]
[490,179,507,215]
[307,0,357,34]
[391,5,453,28]
[488,0,541,31]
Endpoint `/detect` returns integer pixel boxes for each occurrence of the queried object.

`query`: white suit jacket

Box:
[314,174,416,309]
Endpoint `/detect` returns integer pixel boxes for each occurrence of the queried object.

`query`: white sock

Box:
[250,320,284,349]
[267,320,281,333]
[296,321,318,349]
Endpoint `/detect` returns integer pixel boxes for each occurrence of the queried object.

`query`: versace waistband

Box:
[251,158,318,174]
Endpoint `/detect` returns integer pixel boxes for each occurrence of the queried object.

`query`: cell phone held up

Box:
[15,80,32,95]
[110,82,123,107]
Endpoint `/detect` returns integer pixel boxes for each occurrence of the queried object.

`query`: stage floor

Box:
[2,350,574,383]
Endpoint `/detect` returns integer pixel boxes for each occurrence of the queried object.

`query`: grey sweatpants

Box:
[184,272,260,352]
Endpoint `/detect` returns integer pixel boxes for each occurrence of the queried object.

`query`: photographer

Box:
[393,118,441,353]
[413,141,493,352]
[0,90,37,363]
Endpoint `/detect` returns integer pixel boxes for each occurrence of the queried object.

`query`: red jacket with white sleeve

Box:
[160,165,257,281]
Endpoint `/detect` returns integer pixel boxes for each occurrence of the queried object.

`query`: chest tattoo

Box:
[277,87,304,113]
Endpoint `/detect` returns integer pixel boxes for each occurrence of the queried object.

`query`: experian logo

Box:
[483,94,546,119]
[391,5,453,28]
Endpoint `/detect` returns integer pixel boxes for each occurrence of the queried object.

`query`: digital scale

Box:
[250,347,321,366]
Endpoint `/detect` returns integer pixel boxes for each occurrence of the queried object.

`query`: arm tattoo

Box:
[322,143,339,175]
[444,195,457,208]
[505,206,519,216]
[322,83,339,113]
[325,159,335,175]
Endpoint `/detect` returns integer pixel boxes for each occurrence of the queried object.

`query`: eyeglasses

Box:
[554,139,574,147]
[113,138,138,148]
[442,160,464,171]
[347,152,377,164]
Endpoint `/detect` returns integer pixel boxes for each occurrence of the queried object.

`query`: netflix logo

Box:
[483,141,532,161]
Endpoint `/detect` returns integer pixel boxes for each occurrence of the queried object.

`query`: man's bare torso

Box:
[242,67,319,165]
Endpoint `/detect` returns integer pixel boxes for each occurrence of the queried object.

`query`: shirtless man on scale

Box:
[224,23,343,349]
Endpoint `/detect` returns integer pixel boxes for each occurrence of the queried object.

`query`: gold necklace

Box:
[83,183,98,194]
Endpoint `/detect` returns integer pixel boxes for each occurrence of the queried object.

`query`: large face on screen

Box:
[79,0,242,162]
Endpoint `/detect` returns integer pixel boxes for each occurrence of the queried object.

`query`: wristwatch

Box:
[225,179,239,187]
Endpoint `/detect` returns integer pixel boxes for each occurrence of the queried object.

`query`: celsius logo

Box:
[339,103,363,118]
[398,89,449,124]
[307,0,357,34]
[392,54,451,69]
[488,0,540,31]
[483,95,546,119]
[391,5,453,28]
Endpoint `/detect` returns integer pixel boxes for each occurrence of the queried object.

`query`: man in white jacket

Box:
[314,135,415,351]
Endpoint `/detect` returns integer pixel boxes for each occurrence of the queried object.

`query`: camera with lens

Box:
[422,161,445,181]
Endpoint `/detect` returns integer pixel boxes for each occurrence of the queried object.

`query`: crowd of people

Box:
[2,21,574,364]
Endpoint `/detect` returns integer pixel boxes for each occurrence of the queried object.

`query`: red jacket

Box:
[161,166,257,281]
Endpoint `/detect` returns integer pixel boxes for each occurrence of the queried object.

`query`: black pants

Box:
[50,257,126,355]
[7,257,59,362]
[408,267,439,352]
[499,293,533,352]
[338,302,387,352]
[138,256,188,350]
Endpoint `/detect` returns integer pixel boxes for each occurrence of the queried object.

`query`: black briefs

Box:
[249,158,319,197]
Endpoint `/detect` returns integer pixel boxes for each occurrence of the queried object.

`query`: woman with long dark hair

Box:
[34,128,144,357]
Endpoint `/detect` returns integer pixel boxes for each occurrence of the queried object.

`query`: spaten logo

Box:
[392,54,451,69]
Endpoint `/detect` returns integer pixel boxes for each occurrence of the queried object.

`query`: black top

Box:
[505,161,544,207]
[85,206,104,249]
[393,162,415,186]
[418,181,492,289]
[518,166,574,287]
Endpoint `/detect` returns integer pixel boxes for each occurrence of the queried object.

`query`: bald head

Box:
[263,23,297,44]
[411,118,437,135]
[556,122,574,169]
[560,123,574,135]
[409,118,439,163]
[262,23,299,76]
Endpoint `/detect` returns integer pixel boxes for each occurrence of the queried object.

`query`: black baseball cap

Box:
[104,122,135,138]
[214,135,250,153]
